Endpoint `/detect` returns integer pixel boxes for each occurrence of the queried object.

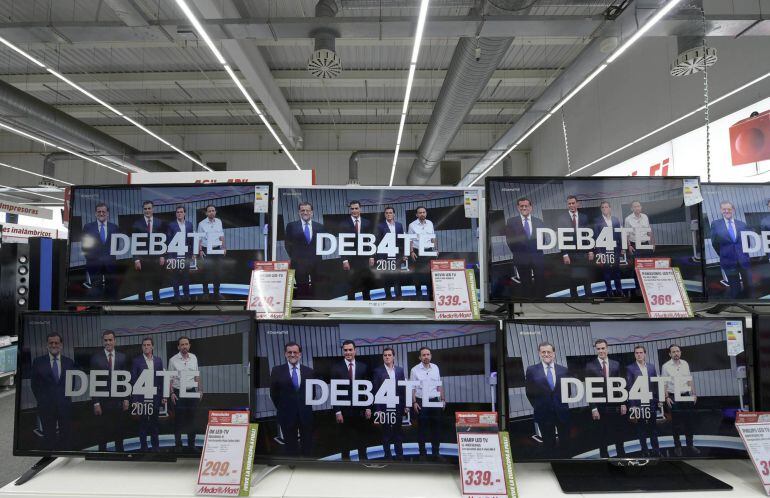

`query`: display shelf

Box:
[0,459,763,498]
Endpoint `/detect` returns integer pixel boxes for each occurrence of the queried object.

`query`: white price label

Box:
[196,411,257,496]
[736,412,770,496]
[458,432,508,497]
[464,190,480,218]
[253,186,270,213]
[637,267,692,318]
[431,260,478,320]
[247,269,292,319]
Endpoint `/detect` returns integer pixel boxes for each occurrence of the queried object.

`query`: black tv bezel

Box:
[484,175,707,304]
[13,309,255,460]
[501,316,751,463]
[251,318,504,468]
[64,181,273,305]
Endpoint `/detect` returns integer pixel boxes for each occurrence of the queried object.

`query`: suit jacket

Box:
[31,354,74,414]
[130,354,165,405]
[90,350,129,406]
[82,221,120,264]
[505,215,545,265]
[625,362,659,407]
[330,359,370,417]
[371,365,406,413]
[710,218,751,269]
[269,363,315,428]
[584,357,622,411]
[593,216,623,256]
[760,214,770,233]
[557,211,590,259]
[165,220,195,258]
[525,362,570,424]
[376,221,405,259]
[132,217,165,262]
[342,217,373,267]
[285,220,326,270]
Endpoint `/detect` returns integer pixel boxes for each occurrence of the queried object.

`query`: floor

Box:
[0,388,37,486]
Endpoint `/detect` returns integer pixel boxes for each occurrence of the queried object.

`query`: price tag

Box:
[196,411,258,496]
[247,261,293,319]
[431,260,479,320]
[457,432,517,498]
[636,258,692,318]
[683,179,703,206]
[735,412,770,495]
[253,185,270,213]
[464,190,480,218]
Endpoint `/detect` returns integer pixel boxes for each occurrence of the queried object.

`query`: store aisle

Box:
[0,389,37,486]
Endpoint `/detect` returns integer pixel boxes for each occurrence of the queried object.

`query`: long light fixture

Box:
[466,0,683,186]
[0,35,211,172]
[174,0,300,171]
[389,0,430,186]
[0,183,62,201]
[0,161,73,185]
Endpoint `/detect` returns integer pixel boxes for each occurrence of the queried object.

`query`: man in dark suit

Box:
[524,341,571,457]
[505,197,545,298]
[557,195,594,298]
[593,201,625,297]
[90,330,129,452]
[81,202,120,300]
[132,200,165,302]
[284,201,326,299]
[331,340,371,460]
[375,206,408,299]
[342,200,374,300]
[31,332,74,451]
[585,339,626,458]
[163,205,195,301]
[625,345,660,457]
[710,201,752,298]
[130,336,166,451]
[371,347,407,460]
[269,342,316,457]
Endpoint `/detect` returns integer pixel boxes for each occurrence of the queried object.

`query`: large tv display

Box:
[14,311,252,458]
[274,187,484,308]
[486,177,704,301]
[701,183,770,301]
[504,318,750,461]
[66,183,271,303]
[252,320,500,465]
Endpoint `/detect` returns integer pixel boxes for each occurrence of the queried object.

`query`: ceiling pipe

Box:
[349,149,485,184]
[406,37,514,185]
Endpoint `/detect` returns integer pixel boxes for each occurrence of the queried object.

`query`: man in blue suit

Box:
[269,342,316,457]
[593,201,625,297]
[625,345,660,457]
[131,336,166,451]
[342,200,374,300]
[132,200,165,302]
[585,339,626,458]
[710,201,752,298]
[557,195,594,298]
[31,332,74,451]
[371,347,408,460]
[284,202,326,299]
[81,202,120,300]
[331,340,371,460]
[163,205,195,301]
[525,341,571,457]
[90,330,129,452]
[505,197,545,298]
[375,206,407,299]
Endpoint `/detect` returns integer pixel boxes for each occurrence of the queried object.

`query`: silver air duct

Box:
[308,0,342,79]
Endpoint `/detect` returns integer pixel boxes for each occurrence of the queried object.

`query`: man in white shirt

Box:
[90,330,129,452]
[624,201,655,296]
[410,347,445,460]
[197,204,226,299]
[169,336,202,452]
[407,206,439,300]
[661,344,700,456]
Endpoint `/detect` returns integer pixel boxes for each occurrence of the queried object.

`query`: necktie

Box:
[291,366,299,390]
[572,213,577,229]
[602,360,608,377]
[99,224,106,243]
[546,365,555,390]
[523,218,531,238]
[348,362,353,380]
[146,219,151,233]
[304,223,311,243]
[355,218,360,233]
[728,220,736,242]
[108,352,113,371]
[52,356,60,383]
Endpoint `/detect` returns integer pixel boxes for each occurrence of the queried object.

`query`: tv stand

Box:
[14,457,56,486]
[551,460,733,493]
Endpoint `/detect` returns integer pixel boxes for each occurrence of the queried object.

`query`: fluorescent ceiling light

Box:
[606,0,684,63]
[0,161,73,185]
[0,183,62,201]
[390,0,430,186]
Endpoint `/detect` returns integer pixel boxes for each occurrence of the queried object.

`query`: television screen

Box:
[65,183,271,303]
[486,177,704,302]
[754,314,770,411]
[14,312,252,457]
[274,187,483,308]
[504,318,750,461]
[701,183,770,301]
[252,320,500,464]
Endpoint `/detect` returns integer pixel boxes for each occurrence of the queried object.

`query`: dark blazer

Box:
[584,357,622,411]
[165,220,195,257]
[342,217,373,268]
[269,363,316,428]
[625,362,659,407]
[505,215,545,264]
[376,221,405,246]
[31,354,75,414]
[557,211,590,259]
[710,218,751,269]
[132,217,165,262]
[130,355,165,405]
[760,214,770,233]
[371,365,406,413]
[330,359,370,417]
[593,216,623,255]
[82,221,120,263]
[525,362,570,425]
[285,220,326,268]
[90,350,129,406]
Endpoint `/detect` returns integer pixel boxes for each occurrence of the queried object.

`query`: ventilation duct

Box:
[308,0,342,79]
[669,0,717,77]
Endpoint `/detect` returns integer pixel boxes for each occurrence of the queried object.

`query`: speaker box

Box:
[0,242,30,335]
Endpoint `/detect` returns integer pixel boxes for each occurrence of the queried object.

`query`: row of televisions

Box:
[64,177,770,306]
[14,310,770,467]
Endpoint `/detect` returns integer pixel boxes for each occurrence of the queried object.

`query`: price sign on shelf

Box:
[735,412,770,495]
[431,259,479,320]
[636,258,692,318]
[247,261,293,319]
[457,431,517,498]
[196,411,258,496]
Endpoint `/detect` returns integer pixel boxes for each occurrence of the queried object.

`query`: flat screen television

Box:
[65,183,271,304]
[753,313,770,411]
[273,186,484,308]
[252,320,500,465]
[14,311,252,459]
[486,177,704,302]
[701,183,770,301]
